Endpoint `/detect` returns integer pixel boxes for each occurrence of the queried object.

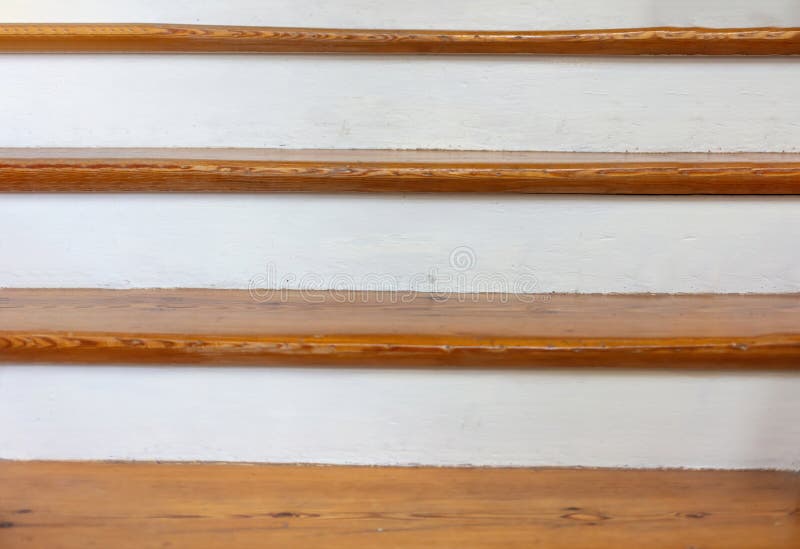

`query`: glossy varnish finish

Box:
[0,289,799,368]
[0,462,797,549]
[3,149,800,193]
[1,24,799,55]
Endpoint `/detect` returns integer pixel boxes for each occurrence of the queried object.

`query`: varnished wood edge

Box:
[4,157,800,193]
[2,331,799,368]
[0,25,799,55]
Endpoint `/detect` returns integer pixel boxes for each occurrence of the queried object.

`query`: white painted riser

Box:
[3,56,800,152]
[1,195,798,293]
[2,366,799,470]
[4,0,800,28]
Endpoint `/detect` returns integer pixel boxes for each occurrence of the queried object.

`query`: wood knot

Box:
[680,512,710,519]
[561,512,609,522]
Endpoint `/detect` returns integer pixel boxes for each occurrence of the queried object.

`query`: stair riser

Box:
[2,56,799,151]
[2,366,798,468]
[1,195,797,293]
[3,0,798,29]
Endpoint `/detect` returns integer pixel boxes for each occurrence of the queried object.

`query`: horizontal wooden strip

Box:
[1,462,797,549]
[1,289,799,368]
[0,25,799,55]
[3,149,800,193]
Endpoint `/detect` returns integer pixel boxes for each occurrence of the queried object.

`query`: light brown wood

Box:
[1,289,799,368]
[0,461,797,549]
[3,149,800,193]
[1,24,799,55]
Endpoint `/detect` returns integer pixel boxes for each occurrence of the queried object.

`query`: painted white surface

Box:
[1,366,798,469]
[0,194,798,293]
[2,56,799,151]
[3,0,799,28]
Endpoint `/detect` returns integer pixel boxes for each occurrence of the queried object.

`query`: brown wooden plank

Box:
[0,461,797,549]
[1,24,799,55]
[3,149,800,193]
[1,289,799,368]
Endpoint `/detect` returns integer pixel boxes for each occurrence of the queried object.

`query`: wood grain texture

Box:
[1,24,799,55]
[1,289,799,368]
[0,462,797,549]
[3,149,800,193]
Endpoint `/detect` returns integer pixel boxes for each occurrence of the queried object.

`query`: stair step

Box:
[3,149,800,193]
[1,461,797,549]
[1,24,799,55]
[1,289,798,368]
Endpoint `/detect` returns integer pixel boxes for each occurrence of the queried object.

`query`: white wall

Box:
[1,366,798,469]
[2,55,799,152]
[3,0,800,28]
[1,194,799,293]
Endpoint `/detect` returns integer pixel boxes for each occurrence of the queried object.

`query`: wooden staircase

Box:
[1,19,799,549]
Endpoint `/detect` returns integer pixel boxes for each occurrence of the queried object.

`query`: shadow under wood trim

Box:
[3,149,800,193]
[1,289,799,368]
[0,24,799,55]
[1,462,798,549]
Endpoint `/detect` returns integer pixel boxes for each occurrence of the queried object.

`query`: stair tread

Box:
[1,289,798,367]
[1,461,797,549]
[1,24,799,55]
[3,148,800,193]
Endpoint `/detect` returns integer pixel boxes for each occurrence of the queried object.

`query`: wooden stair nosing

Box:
[3,149,800,193]
[1,24,800,55]
[1,289,799,368]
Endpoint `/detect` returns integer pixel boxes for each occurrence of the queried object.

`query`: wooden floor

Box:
[1,289,800,368]
[3,149,800,193]
[0,462,797,548]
